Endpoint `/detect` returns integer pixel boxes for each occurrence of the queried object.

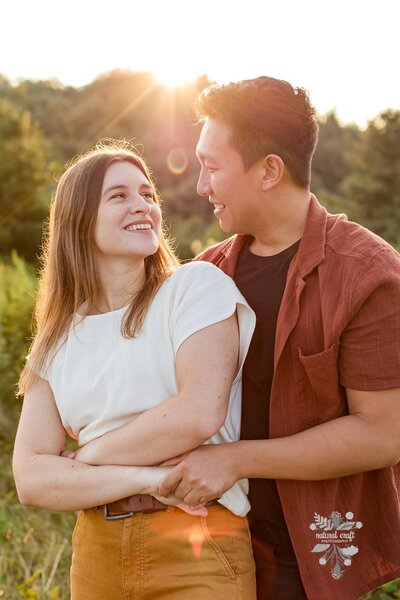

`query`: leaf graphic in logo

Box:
[312,513,332,530]
[337,521,356,530]
[340,545,359,557]
[311,544,331,553]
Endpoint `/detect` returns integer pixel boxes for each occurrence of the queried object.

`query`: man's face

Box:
[196,117,261,235]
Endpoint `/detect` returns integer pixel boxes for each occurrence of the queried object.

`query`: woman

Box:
[13,141,256,599]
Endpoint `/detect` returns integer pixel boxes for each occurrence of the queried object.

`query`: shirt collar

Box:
[218,194,330,277]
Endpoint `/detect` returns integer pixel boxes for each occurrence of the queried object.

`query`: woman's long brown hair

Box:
[19,141,179,394]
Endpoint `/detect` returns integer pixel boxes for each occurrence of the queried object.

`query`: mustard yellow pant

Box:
[70,503,256,599]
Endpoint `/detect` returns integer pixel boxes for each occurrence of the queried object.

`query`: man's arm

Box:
[159,387,400,505]
[76,314,239,466]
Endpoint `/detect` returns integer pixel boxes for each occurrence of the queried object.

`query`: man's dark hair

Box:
[195,76,319,188]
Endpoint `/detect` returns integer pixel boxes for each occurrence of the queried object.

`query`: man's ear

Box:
[261,154,285,190]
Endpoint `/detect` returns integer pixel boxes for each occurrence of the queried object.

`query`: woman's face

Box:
[94,161,161,266]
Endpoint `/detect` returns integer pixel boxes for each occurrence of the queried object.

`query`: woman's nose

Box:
[128,195,151,214]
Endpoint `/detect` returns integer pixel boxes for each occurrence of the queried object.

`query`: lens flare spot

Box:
[188,526,205,558]
[167,147,188,175]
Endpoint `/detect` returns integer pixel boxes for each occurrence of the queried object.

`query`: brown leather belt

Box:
[103,494,168,520]
[103,494,218,521]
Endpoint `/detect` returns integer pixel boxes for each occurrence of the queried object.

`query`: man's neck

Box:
[249,188,311,257]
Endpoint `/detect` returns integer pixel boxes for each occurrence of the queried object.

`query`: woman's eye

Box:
[141,192,155,201]
[110,193,126,200]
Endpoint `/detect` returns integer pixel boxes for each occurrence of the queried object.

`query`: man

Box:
[160,77,400,599]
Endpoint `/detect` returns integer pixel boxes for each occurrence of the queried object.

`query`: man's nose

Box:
[197,170,212,197]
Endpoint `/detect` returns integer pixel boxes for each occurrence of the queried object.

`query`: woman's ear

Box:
[261,154,285,190]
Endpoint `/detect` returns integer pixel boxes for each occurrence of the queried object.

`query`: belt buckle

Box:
[103,504,134,521]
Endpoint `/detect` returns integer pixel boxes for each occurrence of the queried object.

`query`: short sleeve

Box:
[36,335,67,385]
[169,262,255,372]
[39,363,50,382]
[339,249,400,390]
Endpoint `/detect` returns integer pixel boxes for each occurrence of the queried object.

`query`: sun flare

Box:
[151,61,199,87]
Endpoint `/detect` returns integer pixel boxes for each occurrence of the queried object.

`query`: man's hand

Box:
[158,443,240,506]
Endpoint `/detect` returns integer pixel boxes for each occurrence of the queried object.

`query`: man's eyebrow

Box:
[196,149,218,163]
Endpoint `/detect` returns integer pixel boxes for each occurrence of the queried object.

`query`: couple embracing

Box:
[13,76,400,600]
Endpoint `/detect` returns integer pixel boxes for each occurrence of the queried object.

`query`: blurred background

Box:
[1,0,399,597]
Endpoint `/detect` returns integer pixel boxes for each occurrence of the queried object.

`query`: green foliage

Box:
[0,252,37,440]
[0,98,55,262]
[342,111,400,246]
[312,112,361,195]
[361,579,400,599]
[0,72,214,262]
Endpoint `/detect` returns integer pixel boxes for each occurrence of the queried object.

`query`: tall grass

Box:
[0,440,75,599]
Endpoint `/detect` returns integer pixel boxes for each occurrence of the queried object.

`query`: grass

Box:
[0,441,75,599]
[0,500,75,599]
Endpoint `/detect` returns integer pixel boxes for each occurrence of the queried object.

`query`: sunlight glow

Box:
[1,0,399,127]
[152,63,197,87]
[188,525,205,558]
[150,55,199,87]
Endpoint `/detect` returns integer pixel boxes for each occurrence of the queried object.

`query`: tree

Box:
[0,252,37,440]
[343,110,400,247]
[0,98,54,261]
[312,112,361,196]
[0,73,216,261]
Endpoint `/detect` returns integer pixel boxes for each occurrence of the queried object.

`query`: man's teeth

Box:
[125,223,151,231]
[214,204,225,209]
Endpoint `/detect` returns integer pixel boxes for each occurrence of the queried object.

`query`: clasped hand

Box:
[158,443,238,507]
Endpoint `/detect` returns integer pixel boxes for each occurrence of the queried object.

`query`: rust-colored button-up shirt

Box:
[197,196,400,600]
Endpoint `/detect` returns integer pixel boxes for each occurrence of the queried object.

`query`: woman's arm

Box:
[76,314,239,467]
[13,377,176,512]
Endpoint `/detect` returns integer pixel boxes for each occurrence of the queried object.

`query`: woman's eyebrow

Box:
[102,184,128,196]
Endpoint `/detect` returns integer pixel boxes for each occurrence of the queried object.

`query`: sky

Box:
[2,0,399,127]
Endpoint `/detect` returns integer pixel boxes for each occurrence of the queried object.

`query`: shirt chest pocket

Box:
[297,344,347,426]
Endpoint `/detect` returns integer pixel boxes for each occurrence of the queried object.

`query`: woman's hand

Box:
[60,449,76,459]
[61,441,103,464]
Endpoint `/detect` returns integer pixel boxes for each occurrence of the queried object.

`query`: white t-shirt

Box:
[43,261,256,516]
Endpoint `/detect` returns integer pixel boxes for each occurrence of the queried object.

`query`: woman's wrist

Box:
[136,466,170,495]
